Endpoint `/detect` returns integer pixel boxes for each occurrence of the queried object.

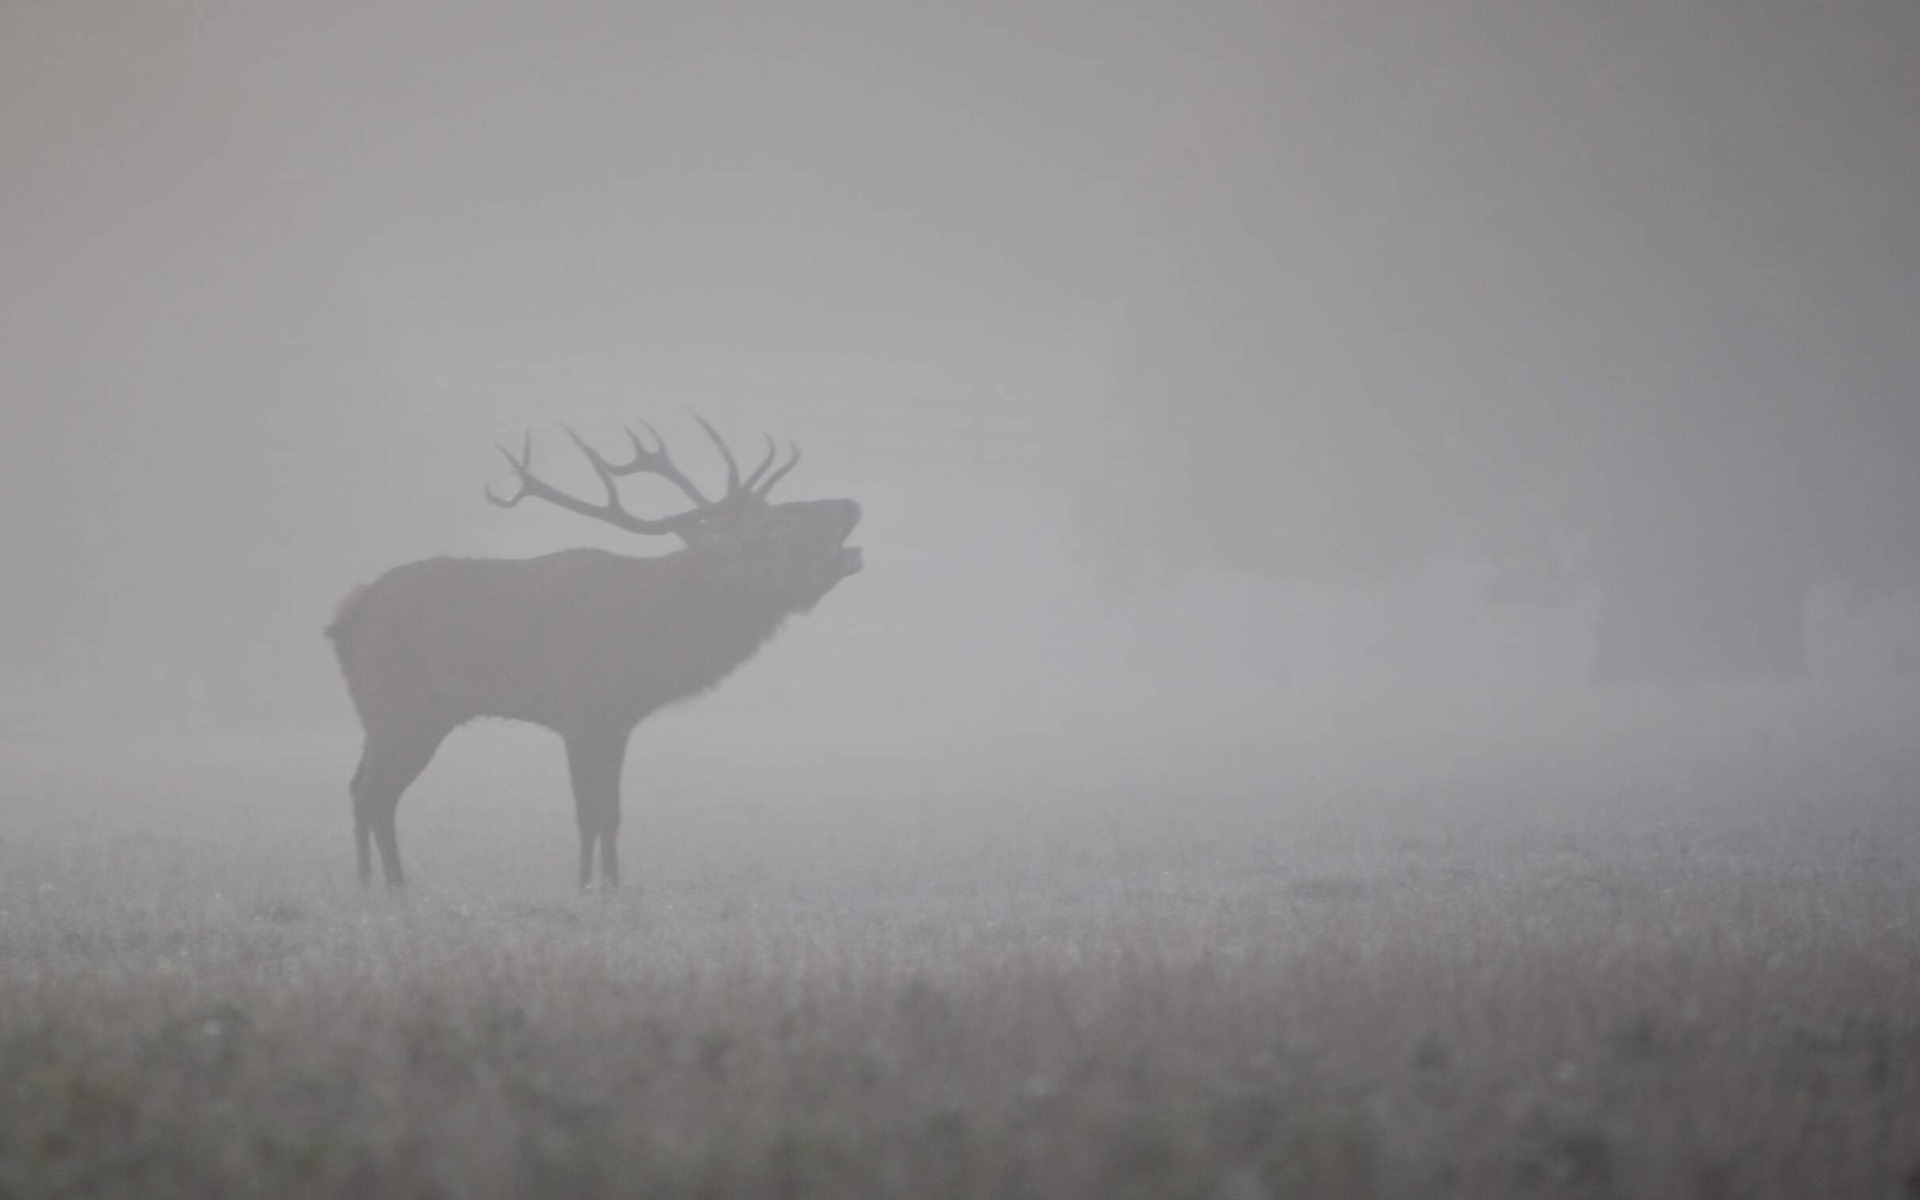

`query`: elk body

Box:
[327,419,863,890]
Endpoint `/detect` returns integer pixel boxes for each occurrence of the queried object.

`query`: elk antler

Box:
[485,429,722,536]
[483,416,801,534]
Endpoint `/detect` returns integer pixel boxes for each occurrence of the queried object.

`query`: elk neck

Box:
[591,546,806,716]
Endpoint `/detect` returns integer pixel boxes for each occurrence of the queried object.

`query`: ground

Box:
[0,686,1916,1198]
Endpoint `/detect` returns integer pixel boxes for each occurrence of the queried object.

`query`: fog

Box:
[5,1,1917,744]
[3,5,1919,1193]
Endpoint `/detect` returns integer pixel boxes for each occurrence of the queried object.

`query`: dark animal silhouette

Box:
[327,418,863,890]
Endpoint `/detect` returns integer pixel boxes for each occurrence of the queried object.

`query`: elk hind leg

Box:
[351,726,448,890]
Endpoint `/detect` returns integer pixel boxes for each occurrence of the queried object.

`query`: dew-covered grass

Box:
[2,686,1917,1197]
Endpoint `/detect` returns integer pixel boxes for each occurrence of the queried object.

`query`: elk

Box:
[326,417,863,891]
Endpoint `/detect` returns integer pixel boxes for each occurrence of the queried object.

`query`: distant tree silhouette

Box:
[1093,1,1919,682]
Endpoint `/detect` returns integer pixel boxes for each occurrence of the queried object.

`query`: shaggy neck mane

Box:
[620,548,802,709]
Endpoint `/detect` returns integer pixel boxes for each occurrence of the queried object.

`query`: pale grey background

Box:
[3,1,1915,741]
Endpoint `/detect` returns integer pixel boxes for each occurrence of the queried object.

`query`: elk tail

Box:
[324,583,371,656]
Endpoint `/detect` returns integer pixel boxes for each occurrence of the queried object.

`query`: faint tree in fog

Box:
[329,419,863,890]
[1091,2,1919,683]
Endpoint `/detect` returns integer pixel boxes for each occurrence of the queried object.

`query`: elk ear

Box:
[671,508,730,547]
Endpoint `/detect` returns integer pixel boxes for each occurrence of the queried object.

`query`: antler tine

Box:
[484,432,536,508]
[741,434,779,493]
[754,440,802,499]
[593,419,712,508]
[564,424,626,502]
[691,413,742,498]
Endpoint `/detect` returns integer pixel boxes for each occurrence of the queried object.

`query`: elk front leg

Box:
[599,790,622,891]
[564,730,628,892]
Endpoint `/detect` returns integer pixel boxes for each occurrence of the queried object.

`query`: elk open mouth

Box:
[828,499,863,578]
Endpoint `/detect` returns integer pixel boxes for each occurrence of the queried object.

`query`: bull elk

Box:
[326,417,863,891]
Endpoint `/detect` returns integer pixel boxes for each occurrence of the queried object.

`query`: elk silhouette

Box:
[327,417,863,890]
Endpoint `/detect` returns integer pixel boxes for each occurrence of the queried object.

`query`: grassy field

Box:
[1,686,1917,1198]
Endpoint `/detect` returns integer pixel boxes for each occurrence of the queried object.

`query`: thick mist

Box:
[2,6,1919,1194]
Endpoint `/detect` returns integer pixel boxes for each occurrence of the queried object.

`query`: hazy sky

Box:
[3,1,1915,733]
